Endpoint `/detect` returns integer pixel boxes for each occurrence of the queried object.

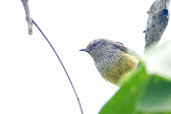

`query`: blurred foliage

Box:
[99,41,171,114]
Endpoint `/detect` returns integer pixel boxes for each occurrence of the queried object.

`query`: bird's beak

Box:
[79,49,88,52]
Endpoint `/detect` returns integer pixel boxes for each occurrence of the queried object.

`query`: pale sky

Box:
[0,0,171,114]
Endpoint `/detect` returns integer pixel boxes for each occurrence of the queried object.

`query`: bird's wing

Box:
[114,42,137,56]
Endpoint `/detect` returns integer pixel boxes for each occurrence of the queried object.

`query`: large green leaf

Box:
[136,75,171,114]
[99,41,171,114]
[143,41,171,81]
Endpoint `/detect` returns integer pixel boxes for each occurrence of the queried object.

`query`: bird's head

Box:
[80,39,127,58]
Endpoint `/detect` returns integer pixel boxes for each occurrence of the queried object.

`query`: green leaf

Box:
[99,41,171,114]
[143,41,171,81]
[136,75,171,114]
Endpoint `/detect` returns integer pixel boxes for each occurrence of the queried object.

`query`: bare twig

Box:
[144,0,170,49]
[32,20,84,114]
[20,1,83,113]
[21,0,33,35]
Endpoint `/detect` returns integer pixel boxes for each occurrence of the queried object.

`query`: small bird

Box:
[80,39,138,85]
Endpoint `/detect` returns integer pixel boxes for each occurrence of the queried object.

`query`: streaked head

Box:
[80,39,127,58]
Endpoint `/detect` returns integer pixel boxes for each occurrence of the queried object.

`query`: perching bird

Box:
[80,39,138,85]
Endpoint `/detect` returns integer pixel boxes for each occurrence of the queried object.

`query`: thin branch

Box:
[32,20,84,114]
[20,1,83,113]
[144,0,170,49]
[21,0,33,35]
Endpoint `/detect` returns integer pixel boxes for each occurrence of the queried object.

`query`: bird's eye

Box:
[92,43,97,47]
[89,43,97,50]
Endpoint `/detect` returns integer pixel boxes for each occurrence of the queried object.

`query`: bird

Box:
[80,39,138,85]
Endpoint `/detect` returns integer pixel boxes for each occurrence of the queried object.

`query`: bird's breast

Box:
[94,52,138,84]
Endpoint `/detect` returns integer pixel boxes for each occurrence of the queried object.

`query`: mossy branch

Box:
[144,0,170,49]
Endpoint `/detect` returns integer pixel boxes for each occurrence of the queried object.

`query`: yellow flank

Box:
[102,51,138,84]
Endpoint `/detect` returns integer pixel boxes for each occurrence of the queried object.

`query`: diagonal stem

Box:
[32,20,84,114]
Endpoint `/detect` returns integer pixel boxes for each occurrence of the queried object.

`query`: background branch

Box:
[21,0,33,35]
[20,1,83,114]
[144,0,170,49]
